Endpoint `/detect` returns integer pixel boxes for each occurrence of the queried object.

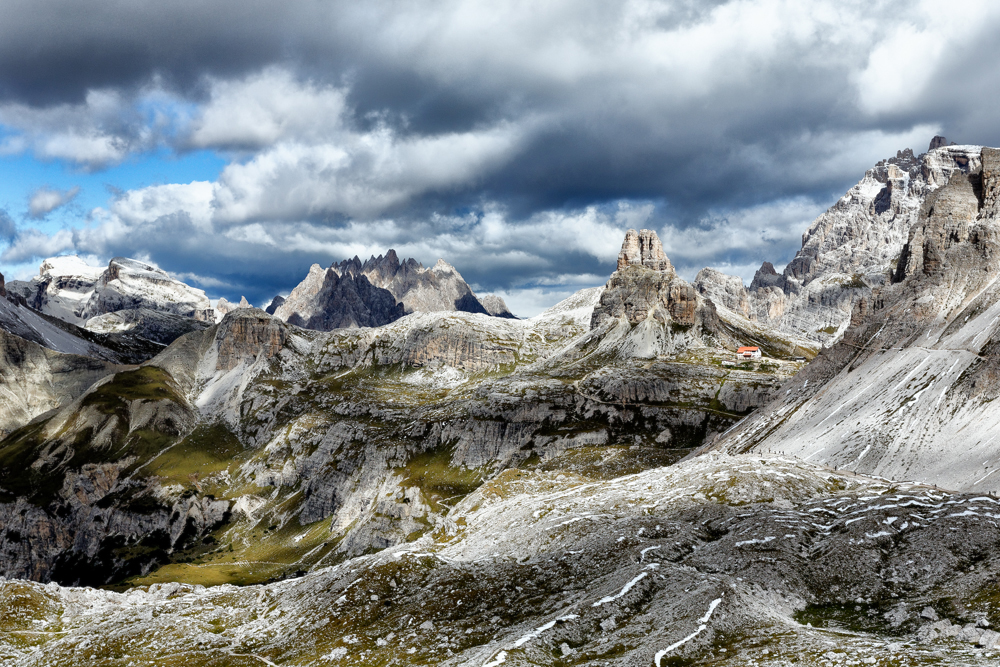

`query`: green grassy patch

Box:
[141,422,244,491]
[397,447,483,512]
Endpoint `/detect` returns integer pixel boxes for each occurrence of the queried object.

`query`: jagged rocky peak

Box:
[713,144,1000,494]
[692,139,990,346]
[273,264,404,331]
[215,308,288,371]
[591,229,727,355]
[0,271,4,298]
[617,228,673,272]
[271,249,499,332]
[749,261,786,292]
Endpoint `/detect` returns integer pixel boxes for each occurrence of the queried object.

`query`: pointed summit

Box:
[616,229,673,272]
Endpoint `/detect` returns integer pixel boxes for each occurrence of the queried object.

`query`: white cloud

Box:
[28,186,80,219]
[1,228,75,263]
[660,196,828,282]
[188,68,349,149]
[0,89,146,168]
[853,1,1000,116]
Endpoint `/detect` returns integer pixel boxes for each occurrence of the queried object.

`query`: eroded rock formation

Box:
[617,228,673,272]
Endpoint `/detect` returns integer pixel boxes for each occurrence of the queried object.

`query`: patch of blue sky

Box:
[0,148,226,235]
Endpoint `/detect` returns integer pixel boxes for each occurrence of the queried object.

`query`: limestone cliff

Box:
[709,145,1000,494]
[695,139,986,345]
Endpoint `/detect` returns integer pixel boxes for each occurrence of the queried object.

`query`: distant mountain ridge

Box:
[272,249,497,331]
[697,137,983,345]
[7,255,213,325]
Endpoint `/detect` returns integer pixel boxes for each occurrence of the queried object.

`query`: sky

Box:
[1,1,999,316]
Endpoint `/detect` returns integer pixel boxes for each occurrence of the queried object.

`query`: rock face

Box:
[0,327,121,437]
[591,230,732,358]
[617,228,673,272]
[694,267,751,318]
[710,145,1000,494]
[216,309,288,371]
[9,256,214,325]
[83,308,211,346]
[274,265,404,330]
[695,143,986,345]
[273,250,495,331]
[479,294,517,318]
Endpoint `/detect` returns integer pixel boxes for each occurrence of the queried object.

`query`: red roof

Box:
[737,346,759,353]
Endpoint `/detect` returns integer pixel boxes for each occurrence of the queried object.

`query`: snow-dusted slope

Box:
[8,255,213,325]
[712,145,1000,493]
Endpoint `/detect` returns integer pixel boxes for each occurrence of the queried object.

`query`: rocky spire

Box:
[928,136,957,151]
[616,229,673,272]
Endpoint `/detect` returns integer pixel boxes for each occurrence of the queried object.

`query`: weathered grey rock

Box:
[479,294,517,318]
[84,308,211,346]
[617,228,673,272]
[3,455,1000,665]
[979,629,1000,648]
[695,268,750,318]
[709,145,1000,494]
[694,143,987,345]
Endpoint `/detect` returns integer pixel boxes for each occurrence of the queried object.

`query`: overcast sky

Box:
[0,0,998,315]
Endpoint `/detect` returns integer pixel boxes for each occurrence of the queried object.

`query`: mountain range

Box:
[0,136,999,665]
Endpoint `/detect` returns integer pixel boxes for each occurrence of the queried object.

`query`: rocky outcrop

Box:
[334,250,489,315]
[617,228,673,272]
[0,271,5,298]
[709,144,1000,494]
[216,309,288,371]
[593,265,702,328]
[272,250,498,332]
[694,268,750,318]
[479,294,516,318]
[693,142,987,345]
[9,256,214,325]
[591,230,729,360]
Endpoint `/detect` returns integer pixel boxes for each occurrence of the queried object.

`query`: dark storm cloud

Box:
[2,1,1000,313]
